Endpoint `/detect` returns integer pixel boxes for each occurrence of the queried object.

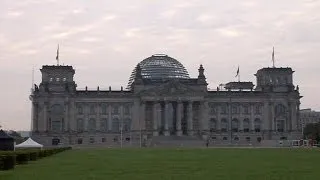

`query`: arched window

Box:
[88,118,96,131]
[77,118,84,131]
[254,118,261,132]
[243,118,250,132]
[209,118,217,132]
[112,118,120,132]
[221,118,228,132]
[231,118,239,132]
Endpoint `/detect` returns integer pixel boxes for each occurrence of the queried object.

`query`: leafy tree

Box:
[303,123,320,142]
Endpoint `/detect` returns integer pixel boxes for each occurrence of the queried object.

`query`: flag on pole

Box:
[56,44,59,65]
[235,66,239,77]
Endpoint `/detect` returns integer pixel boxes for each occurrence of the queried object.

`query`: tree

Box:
[303,123,320,142]
[8,130,25,144]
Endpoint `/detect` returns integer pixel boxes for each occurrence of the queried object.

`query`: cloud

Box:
[124,28,141,38]
[216,28,243,38]
[6,10,24,18]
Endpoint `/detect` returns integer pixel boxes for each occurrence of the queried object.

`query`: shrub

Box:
[0,154,16,170]
[15,152,30,165]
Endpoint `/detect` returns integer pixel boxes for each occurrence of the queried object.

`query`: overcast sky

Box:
[1,0,320,130]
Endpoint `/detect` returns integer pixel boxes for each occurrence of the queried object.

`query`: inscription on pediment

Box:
[140,81,200,97]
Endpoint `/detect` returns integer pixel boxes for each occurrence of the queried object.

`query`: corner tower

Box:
[255,67,295,92]
[38,65,76,93]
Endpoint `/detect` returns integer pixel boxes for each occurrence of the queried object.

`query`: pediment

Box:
[139,80,201,97]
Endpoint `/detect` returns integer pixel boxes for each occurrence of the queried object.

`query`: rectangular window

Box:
[101,104,107,115]
[90,105,95,114]
[221,105,227,114]
[51,121,61,131]
[255,105,262,114]
[210,106,217,115]
[77,106,83,114]
[243,106,249,114]
[124,106,130,115]
[112,106,119,114]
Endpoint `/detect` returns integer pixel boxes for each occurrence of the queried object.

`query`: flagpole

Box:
[56,44,60,66]
[31,66,34,93]
[272,47,275,68]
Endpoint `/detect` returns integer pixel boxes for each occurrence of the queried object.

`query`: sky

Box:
[0,0,320,131]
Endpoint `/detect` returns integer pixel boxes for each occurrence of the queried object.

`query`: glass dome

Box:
[128,54,190,88]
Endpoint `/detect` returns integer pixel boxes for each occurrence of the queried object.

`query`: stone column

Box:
[176,101,182,136]
[70,101,76,131]
[64,102,69,132]
[43,102,47,131]
[250,103,255,131]
[120,104,124,131]
[84,105,89,131]
[153,102,159,136]
[263,101,270,131]
[200,101,209,131]
[291,102,297,131]
[217,104,221,130]
[96,103,100,131]
[107,104,112,131]
[132,100,140,131]
[270,102,275,131]
[164,101,170,136]
[140,101,146,131]
[187,101,193,136]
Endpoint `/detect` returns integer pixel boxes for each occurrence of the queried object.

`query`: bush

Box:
[0,154,16,170]
[29,152,38,161]
[15,152,30,165]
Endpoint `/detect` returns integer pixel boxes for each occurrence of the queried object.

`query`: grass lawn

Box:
[1,148,320,180]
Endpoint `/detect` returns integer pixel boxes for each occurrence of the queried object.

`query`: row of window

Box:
[78,136,131,144]
[209,105,262,115]
[77,118,131,132]
[257,76,289,85]
[210,136,262,142]
[209,118,262,132]
[77,105,131,115]
[49,77,67,82]
[208,118,286,132]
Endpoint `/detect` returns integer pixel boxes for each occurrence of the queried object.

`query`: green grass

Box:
[1,148,320,180]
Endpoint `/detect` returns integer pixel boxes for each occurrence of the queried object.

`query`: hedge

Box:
[0,147,72,171]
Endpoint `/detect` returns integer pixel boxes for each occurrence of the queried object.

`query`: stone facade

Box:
[300,108,320,129]
[30,55,302,146]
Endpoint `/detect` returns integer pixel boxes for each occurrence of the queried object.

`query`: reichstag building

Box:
[30,54,302,146]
